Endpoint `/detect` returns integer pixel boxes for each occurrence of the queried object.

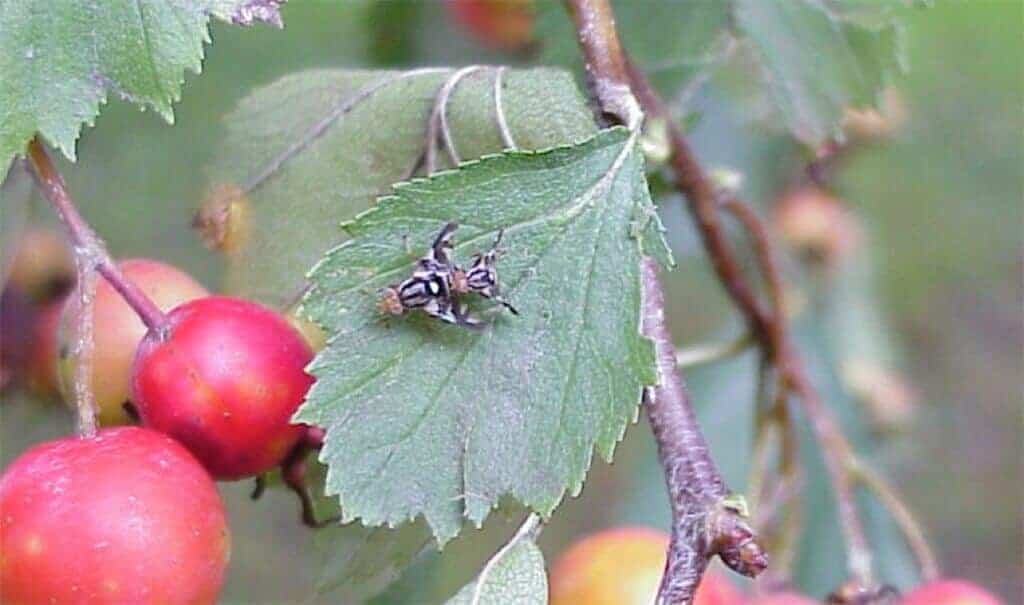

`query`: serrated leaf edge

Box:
[297,125,667,544]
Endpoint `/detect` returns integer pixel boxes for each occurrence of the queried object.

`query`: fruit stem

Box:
[25,138,171,437]
[675,332,753,369]
[25,139,169,335]
[849,457,941,582]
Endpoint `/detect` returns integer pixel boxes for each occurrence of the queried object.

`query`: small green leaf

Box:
[734,0,906,146]
[445,517,546,605]
[315,522,432,602]
[299,127,668,543]
[536,0,909,146]
[0,0,283,168]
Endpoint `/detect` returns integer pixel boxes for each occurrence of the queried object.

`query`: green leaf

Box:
[733,0,906,146]
[536,0,908,146]
[310,469,433,604]
[445,517,546,605]
[536,0,731,98]
[299,126,669,544]
[316,522,432,602]
[257,455,432,603]
[789,310,917,593]
[207,67,600,307]
[0,0,283,168]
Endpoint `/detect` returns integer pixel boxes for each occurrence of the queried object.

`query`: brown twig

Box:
[564,0,640,128]
[26,138,170,437]
[564,2,767,601]
[619,14,884,591]
[26,139,168,335]
[623,58,775,351]
[720,197,786,355]
[643,260,767,603]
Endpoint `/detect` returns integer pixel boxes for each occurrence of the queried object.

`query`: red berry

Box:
[446,0,535,51]
[0,427,229,604]
[132,296,315,479]
[747,592,819,605]
[549,526,743,605]
[58,259,208,426]
[902,579,1003,605]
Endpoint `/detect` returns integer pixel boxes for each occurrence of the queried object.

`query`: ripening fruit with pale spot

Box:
[132,296,315,480]
[193,182,251,254]
[0,427,230,604]
[901,579,1003,605]
[58,258,208,426]
[7,227,74,303]
[445,0,535,51]
[548,526,744,605]
[772,186,861,269]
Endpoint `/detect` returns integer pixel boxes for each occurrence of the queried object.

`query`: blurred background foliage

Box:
[1,0,1020,602]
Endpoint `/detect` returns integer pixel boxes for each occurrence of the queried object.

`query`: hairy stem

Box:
[643,260,767,604]
[564,0,641,128]
[26,138,169,436]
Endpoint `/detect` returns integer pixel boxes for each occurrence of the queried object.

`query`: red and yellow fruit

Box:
[901,579,1003,605]
[548,526,743,605]
[132,296,314,479]
[58,259,208,425]
[445,0,535,51]
[0,427,230,604]
[746,592,819,605]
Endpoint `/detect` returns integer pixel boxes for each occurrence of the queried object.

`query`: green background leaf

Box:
[537,0,907,146]
[445,527,546,605]
[208,67,600,307]
[304,458,433,603]
[299,127,667,544]
[733,0,906,146]
[537,0,731,98]
[0,0,282,168]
